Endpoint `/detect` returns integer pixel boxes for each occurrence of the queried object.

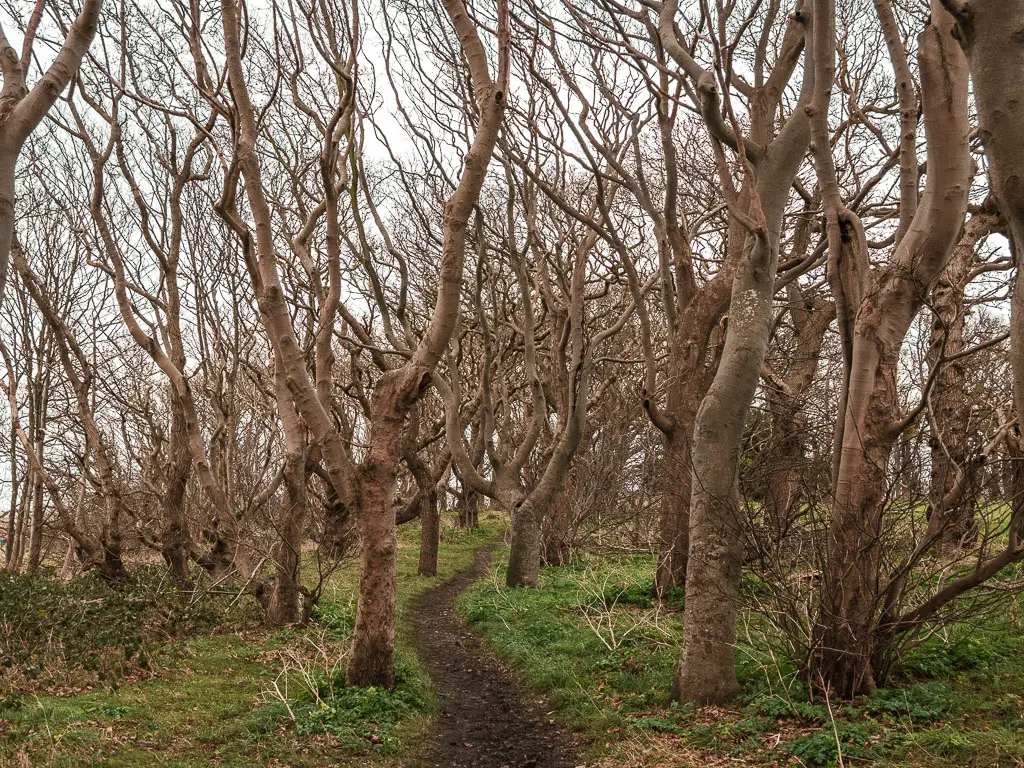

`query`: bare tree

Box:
[0,0,102,300]
[808,0,974,697]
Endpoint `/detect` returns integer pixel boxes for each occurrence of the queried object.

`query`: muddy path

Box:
[411,548,583,768]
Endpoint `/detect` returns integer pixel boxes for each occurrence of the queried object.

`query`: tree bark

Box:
[542,484,573,566]
[676,233,787,704]
[4,426,18,569]
[458,483,480,529]
[655,427,692,594]
[268,452,307,625]
[346,458,400,687]
[812,1,971,697]
[665,0,813,704]
[267,360,309,626]
[418,486,440,577]
[161,403,193,588]
[26,463,42,571]
[926,212,999,549]
[949,0,1024,512]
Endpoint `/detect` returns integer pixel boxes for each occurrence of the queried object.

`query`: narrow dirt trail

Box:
[412,548,583,768]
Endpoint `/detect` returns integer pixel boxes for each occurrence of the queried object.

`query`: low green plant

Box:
[859,682,949,724]
[293,660,429,752]
[751,693,828,722]
[788,722,876,767]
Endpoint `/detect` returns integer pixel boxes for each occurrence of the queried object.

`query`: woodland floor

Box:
[2,518,1024,767]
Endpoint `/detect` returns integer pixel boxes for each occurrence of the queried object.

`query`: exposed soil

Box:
[412,548,583,768]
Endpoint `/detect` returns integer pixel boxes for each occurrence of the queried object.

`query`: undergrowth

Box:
[5,525,1022,767]
[459,549,1024,768]
[0,514,500,767]
[0,565,262,693]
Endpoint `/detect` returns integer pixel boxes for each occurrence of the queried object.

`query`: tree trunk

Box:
[507,395,587,587]
[11,481,27,569]
[4,429,18,569]
[542,484,573,566]
[675,231,779,704]
[952,1,1024,525]
[658,0,813,702]
[27,465,43,571]
[655,429,691,595]
[651,292,731,596]
[346,465,399,688]
[161,402,193,587]
[507,498,544,587]
[59,538,76,580]
[418,486,440,577]
[458,483,480,529]
[762,424,805,546]
[268,451,307,625]
[0,161,14,302]
[812,3,971,696]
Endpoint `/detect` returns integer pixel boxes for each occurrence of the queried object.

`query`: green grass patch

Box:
[459,549,1024,768]
[0,514,501,767]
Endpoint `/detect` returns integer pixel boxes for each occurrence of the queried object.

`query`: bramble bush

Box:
[0,566,261,693]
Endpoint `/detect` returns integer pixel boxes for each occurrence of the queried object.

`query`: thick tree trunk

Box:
[675,234,777,705]
[266,357,309,625]
[651,288,731,596]
[662,0,812,703]
[346,466,399,688]
[762,426,805,544]
[0,161,14,303]
[453,419,483,529]
[161,403,193,587]
[542,485,573,566]
[99,499,125,581]
[458,484,480,529]
[507,498,544,587]
[651,0,810,607]
[406,444,447,578]
[506,321,589,585]
[812,4,970,696]
[507,376,588,586]
[27,466,43,571]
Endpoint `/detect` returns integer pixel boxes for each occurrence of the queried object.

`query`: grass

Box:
[0,514,502,768]
[7,522,1024,767]
[458,549,1024,768]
